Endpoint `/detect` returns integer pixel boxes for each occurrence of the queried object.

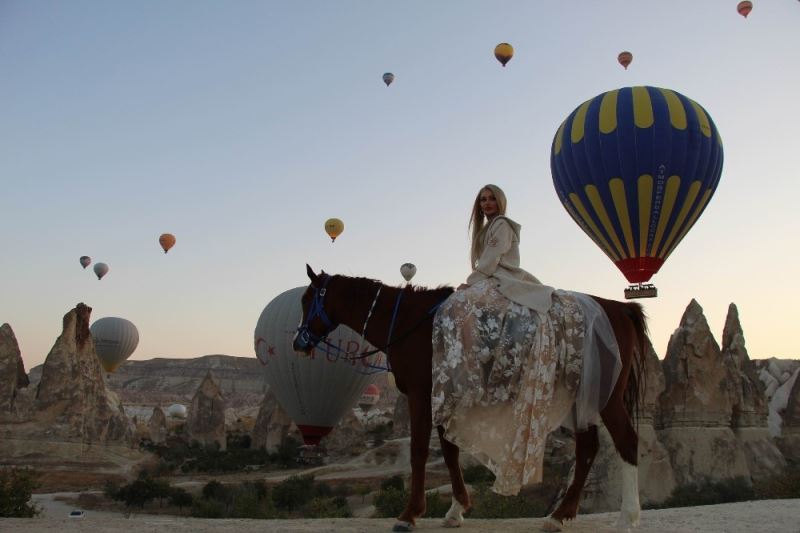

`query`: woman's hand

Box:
[457,283,470,291]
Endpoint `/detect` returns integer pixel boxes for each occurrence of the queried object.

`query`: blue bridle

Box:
[295,274,338,349]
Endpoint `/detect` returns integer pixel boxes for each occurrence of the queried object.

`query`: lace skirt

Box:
[431,279,585,495]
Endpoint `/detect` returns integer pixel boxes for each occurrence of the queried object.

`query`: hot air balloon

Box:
[382,72,394,87]
[494,43,514,67]
[79,256,91,269]
[159,233,176,253]
[618,51,633,70]
[324,218,344,242]
[737,1,753,17]
[358,383,381,410]
[90,317,139,372]
[254,286,383,446]
[400,263,417,282]
[167,403,187,419]
[550,86,723,299]
[93,262,109,280]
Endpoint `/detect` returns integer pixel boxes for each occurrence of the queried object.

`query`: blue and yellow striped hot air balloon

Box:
[550,86,723,298]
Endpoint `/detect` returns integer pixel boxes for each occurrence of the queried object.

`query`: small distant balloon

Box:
[618,51,633,70]
[159,233,176,253]
[737,1,752,17]
[93,262,109,280]
[400,263,417,282]
[324,218,344,242]
[382,72,394,86]
[80,256,91,269]
[494,43,514,67]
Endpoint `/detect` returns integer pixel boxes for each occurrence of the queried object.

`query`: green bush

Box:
[191,497,226,518]
[0,468,40,518]
[271,474,315,512]
[304,496,352,518]
[423,490,450,518]
[380,475,404,492]
[468,484,549,518]
[649,477,754,509]
[373,487,408,518]
[169,487,193,511]
[463,464,496,484]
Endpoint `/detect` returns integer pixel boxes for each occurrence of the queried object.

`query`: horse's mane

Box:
[332,274,454,301]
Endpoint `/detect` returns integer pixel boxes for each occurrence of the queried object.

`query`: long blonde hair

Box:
[469,184,507,266]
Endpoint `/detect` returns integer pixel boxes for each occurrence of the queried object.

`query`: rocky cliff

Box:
[186,371,227,450]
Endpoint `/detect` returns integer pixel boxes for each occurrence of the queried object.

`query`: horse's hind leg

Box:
[546,424,599,530]
[436,425,471,528]
[600,398,640,529]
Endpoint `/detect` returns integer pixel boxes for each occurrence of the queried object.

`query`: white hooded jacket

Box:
[465,216,554,314]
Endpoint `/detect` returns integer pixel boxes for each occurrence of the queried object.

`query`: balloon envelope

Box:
[90,317,139,372]
[550,86,723,285]
[382,72,394,86]
[159,233,176,253]
[358,383,381,410]
[618,51,633,69]
[93,262,109,280]
[324,218,344,242]
[737,1,752,17]
[80,256,91,269]
[400,263,417,282]
[254,286,383,445]
[167,404,187,418]
[494,43,514,67]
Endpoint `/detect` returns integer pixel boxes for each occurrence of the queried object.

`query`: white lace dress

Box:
[431,280,587,496]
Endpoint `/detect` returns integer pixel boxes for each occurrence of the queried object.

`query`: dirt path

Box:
[7,498,798,532]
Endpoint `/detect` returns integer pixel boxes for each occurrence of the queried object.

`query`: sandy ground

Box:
[2,495,797,532]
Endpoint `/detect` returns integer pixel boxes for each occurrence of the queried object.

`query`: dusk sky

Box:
[2,1,798,369]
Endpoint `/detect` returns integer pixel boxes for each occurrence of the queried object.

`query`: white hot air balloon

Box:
[167,403,187,419]
[90,317,139,373]
[400,263,417,282]
[93,262,109,280]
[254,287,384,446]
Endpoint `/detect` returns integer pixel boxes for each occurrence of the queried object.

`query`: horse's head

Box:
[292,264,340,354]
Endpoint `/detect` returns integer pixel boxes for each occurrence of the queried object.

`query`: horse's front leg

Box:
[437,425,471,528]
[393,387,432,532]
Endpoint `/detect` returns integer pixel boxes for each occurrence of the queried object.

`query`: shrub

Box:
[373,487,408,518]
[202,480,229,502]
[468,484,549,518]
[304,496,352,518]
[754,466,800,500]
[423,490,450,518]
[271,474,315,512]
[272,436,302,468]
[169,487,193,511]
[381,475,404,492]
[191,497,226,518]
[0,468,40,518]
[650,477,754,509]
[463,464,496,484]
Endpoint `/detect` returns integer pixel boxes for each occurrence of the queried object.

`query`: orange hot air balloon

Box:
[618,51,633,70]
[737,1,752,18]
[494,43,514,67]
[324,218,344,242]
[159,233,176,253]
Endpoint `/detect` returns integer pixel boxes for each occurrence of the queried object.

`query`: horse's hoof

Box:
[442,517,462,528]
[392,521,414,532]
[541,516,565,532]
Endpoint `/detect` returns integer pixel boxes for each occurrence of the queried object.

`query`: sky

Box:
[1,1,799,370]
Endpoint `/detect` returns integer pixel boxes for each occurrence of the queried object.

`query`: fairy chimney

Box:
[251,389,294,451]
[148,406,168,444]
[0,323,29,417]
[34,304,132,443]
[186,370,227,450]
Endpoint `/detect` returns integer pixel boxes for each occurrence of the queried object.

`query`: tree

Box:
[0,468,40,518]
[169,487,193,511]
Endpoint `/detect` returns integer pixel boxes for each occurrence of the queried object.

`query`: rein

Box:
[305,275,447,362]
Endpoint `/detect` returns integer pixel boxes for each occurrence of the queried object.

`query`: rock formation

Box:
[33,304,132,443]
[0,323,30,416]
[776,369,800,461]
[148,406,168,444]
[186,370,227,450]
[251,389,295,452]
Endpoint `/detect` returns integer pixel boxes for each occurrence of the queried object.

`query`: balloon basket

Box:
[624,283,658,299]
[298,444,328,466]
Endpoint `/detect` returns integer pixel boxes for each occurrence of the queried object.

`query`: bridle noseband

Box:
[296,274,338,347]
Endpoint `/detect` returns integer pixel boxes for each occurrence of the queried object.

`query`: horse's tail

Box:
[622,301,649,429]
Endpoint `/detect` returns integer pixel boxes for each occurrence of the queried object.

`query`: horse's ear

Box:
[306,264,319,285]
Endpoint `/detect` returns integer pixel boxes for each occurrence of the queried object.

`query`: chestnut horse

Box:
[293,266,648,531]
